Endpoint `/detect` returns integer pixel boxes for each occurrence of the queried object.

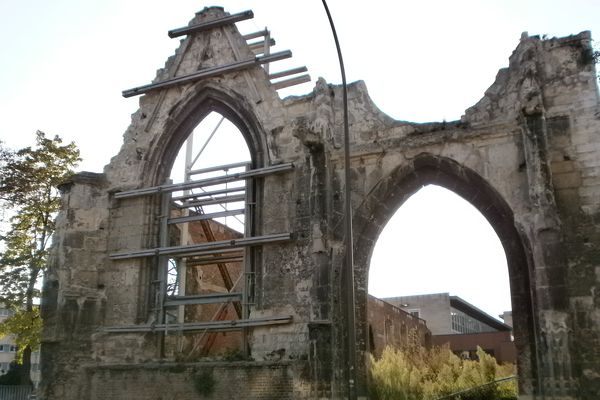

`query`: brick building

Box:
[367,295,431,357]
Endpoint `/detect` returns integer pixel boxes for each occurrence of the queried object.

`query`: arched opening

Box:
[354,154,537,396]
[368,184,513,359]
[161,111,253,360]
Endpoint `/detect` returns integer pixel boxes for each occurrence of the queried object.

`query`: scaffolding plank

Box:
[122,51,292,98]
[115,163,293,199]
[168,10,254,38]
[164,292,242,306]
[109,232,292,260]
[103,315,293,333]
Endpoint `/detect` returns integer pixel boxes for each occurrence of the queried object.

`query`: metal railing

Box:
[434,375,518,400]
[0,385,33,400]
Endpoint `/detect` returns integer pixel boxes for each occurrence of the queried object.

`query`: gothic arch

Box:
[353,153,538,393]
[142,84,269,188]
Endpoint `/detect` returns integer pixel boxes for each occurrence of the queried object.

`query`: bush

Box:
[369,337,517,400]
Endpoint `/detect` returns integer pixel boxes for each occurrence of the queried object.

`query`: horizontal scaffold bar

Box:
[243,29,269,41]
[187,255,244,266]
[168,208,244,225]
[172,186,245,202]
[109,232,292,260]
[168,10,254,38]
[188,161,250,176]
[122,51,292,98]
[115,163,293,199]
[103,315,292,333]
[271,74,311,91]
[164,292,242,306]
[175,194,246,209]
[269,66,308,80]
[248,38,276,51]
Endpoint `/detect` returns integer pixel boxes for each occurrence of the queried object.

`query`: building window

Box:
[408,309,420,318]
[451,309,486,334]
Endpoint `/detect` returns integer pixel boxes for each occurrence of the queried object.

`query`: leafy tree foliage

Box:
[0,308,42,362]
[0,131,80,385]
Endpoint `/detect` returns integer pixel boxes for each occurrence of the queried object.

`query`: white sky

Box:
[1,0,599,319]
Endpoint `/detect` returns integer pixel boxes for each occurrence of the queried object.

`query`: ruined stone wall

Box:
[367,295,431,358]
[41,7,600,400]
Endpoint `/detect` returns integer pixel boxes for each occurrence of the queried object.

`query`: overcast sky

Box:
[1,0,599,319]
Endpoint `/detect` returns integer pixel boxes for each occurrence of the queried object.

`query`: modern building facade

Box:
[384,292,511,335]
[0,308,41,386]
[384,293,516,363]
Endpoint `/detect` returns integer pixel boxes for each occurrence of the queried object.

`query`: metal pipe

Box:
[186,255,244,266]
[189,116,226,169]
[164,292,243,306]
[167,208,244,225]
[180,248,244,260]
[269,66,308,80]
[188,160,250,176]
[243,29,269,41]
[175,194,246,208]
[109,232,292,260]
[171,186,245,202]
[271,74,311,90]
[114,163,294,199]
[168,10,254,38]
[248,38,276,51]
[104,315,293,333]
[122,50,292,98]
[321,1,357,399]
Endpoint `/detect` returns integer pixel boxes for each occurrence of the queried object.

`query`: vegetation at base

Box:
[193,369,216,396]
[0,361,26,385]
[369,334,517,400]
[0,131,80,385]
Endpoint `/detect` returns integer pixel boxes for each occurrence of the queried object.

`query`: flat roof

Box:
[450,296,511,332]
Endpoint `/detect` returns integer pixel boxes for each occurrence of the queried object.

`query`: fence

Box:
[0,385,33,400]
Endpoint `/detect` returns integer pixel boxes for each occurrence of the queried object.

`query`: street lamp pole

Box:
[320,1,358,399]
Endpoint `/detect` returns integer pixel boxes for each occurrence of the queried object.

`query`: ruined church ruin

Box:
[41,7,600,399]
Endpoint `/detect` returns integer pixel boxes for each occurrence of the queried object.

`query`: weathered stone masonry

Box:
[41,7,600,400]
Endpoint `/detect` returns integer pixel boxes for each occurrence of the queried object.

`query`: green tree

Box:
[0,131,79,385]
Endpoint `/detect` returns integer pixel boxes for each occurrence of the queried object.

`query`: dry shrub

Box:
[369,331,517,400]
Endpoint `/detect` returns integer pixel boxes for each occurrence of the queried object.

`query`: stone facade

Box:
[40,7,600,400]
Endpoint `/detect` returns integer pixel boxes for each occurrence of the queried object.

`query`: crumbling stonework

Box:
[41,7,600,400]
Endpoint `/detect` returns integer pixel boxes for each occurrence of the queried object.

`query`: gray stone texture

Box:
[41,7,600,400]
